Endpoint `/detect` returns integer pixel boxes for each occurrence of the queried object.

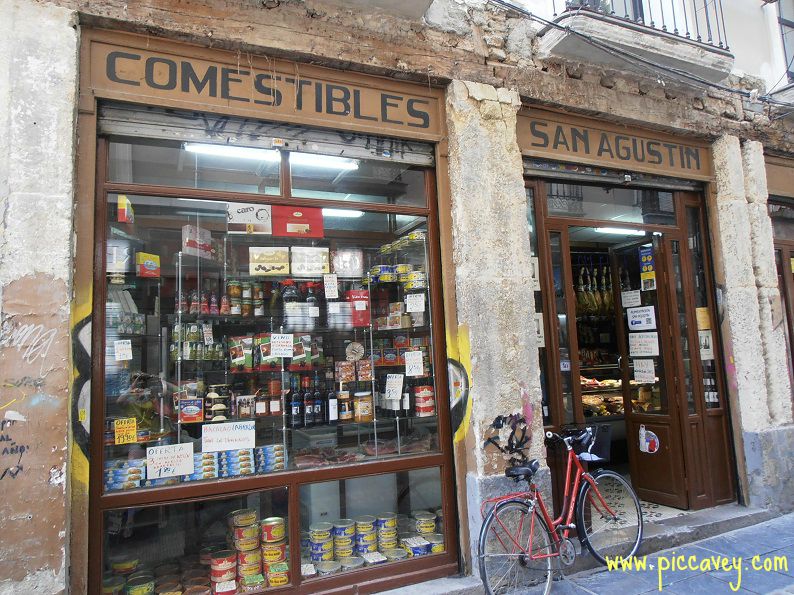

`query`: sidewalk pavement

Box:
[546,512,794,594]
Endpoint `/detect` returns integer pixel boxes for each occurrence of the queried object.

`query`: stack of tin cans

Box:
[308,521,335,564]
[260,516,289,587]
[331,519,355,559]
[354,515,378,555]
[375,512,398,552]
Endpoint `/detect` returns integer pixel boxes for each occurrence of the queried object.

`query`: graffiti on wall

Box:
[447,324,472,443]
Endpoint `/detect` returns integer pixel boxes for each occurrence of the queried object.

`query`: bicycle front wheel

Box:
[576,470,643,565]
[478,500,554,595]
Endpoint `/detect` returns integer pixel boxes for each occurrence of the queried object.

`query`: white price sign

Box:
[384,374,404,401]
[328,302,341,314]
[271,333,294,358]
[323,274,339,299]
[621,290,642,308]
[202,323,214,346]
[627,306,656,331]
[146,443,194,479]
[202,421,256,453]
[628,332,660,357]
[633,359,656,384]
[405,293,425,313]
[405,350,424,377]
[309,307,320,318]
[114,339,133,361]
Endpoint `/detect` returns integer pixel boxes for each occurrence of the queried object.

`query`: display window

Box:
[769,199,794,384]
[91,102,456,593]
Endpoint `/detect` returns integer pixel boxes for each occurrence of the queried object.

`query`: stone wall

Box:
[0,2,78,593]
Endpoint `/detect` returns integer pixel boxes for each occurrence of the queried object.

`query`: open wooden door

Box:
[610,235,689,509]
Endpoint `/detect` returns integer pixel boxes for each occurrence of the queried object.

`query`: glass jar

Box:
[338,391,352,422]
[227,280,242,299]
[241,282,252,299]
[353,392,374,423]
[241,299,253,318]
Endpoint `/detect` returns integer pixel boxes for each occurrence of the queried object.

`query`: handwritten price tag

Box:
[114,339,133,361]
[323,274,339,299]
[146,443,194,479]
[404,350,424,377]
[385,374,404,401]
[202,421,256,452]
[271,333,294,358]
[114,417,137,445]
[405,293,425,313]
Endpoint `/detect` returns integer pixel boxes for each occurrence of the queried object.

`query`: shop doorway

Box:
[528,180,736,513]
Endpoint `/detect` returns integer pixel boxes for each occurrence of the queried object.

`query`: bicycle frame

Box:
[480,444,618,561]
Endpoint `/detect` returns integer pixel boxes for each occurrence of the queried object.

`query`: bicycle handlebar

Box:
[545,427,594,451]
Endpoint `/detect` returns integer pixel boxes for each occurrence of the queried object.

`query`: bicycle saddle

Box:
[505,459,540,479]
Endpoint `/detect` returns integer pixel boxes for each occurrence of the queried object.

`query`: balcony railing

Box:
[554,0,729,50]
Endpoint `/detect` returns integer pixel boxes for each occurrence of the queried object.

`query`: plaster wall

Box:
[0,1,79,593]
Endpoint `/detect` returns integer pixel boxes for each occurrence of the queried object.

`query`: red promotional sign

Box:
[272,206,324,238]
[347,289,371,327]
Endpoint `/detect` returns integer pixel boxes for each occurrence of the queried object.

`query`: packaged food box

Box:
[135,252,160,277]
[356,359,373,382]
[335,361,355,383]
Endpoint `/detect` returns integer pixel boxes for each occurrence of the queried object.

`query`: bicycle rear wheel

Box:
[575,470,643,565]
[478,500,554,595]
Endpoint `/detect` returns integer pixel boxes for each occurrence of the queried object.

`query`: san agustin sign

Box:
[517,110,712,180]
[84,32,443,139]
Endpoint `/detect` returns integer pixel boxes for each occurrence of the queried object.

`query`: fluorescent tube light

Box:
[322,208,364,218]
[184,143,280,161]
[290,153,359,170]
[594,227,646,236]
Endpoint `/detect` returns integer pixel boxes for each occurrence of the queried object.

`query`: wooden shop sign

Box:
[517,109,712,180]
[82,30,443,140]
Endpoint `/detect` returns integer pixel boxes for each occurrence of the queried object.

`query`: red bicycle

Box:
[477,415,643,594]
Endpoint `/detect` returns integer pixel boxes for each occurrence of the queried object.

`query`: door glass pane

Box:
[299,468,444,579]
[103,194,440,494]
[686,208,720,409]
[614,238,669,415]
[545,183,676,226]
[671,241,695,414]
[109,138,281,195]
[775,249,794,382]
[769,200,794,241]
[527,188,550,424]
[550,232,574,424]
[103,487,290,592]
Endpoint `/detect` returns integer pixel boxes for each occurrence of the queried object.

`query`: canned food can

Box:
[125,576,155,595]
[309,550,334,563]
[309,521,333,541]
[332,519,355,537]
[237,549,261,565]
[403,280,427,291]
[354,531,377,545]
[234,535,260,551]
[230,509,258,527]
[335,546,355,558]
[354,515,376,533]
[426,533,445,553]
[261,517,286,542]
[267,570,290,587]
[377,527,398,540]
[370,265,394,276]
[355,542,378,554]
[377,540,399,551]
[383,548,409,562]
[316,561,342,576]
[378,273,397,282]
[209,567,236,582]
[237,561,262,577]
[339,556,365,571]
[402,536,431,557]
[109,553,139,575]
[210,550,237,570]
[233,524,259,540]
[127,571,154,583]
[394,264,413,274]
[406,231,426,241]
[333,535,354,548]
[102,575,125,595]
[261,540,287,563]
[309,538,334,554]
[414,511,437,535]
[154,581,181,595]
[375,512,397,530]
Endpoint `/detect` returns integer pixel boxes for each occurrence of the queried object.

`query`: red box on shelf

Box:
[346,289,371,327]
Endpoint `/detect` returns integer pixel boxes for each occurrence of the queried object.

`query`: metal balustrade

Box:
[554,0,729,50]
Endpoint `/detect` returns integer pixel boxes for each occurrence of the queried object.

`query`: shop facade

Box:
[4,1,794,594]
[76,29,460,595]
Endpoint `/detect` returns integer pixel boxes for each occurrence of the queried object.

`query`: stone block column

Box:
[444,81,545,569]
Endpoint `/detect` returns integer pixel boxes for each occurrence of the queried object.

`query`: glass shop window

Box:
[545,183,676,226]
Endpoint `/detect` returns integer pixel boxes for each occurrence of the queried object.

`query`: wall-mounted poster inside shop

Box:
[332,248,364,278]
[628,332,659,357]
[698,330,714,360]
[227,203,272,234]
[627,306,656,331]
[291,246,330,276]
[249,247,290,276]
[272,205,324,238]
[639,246,656,291]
